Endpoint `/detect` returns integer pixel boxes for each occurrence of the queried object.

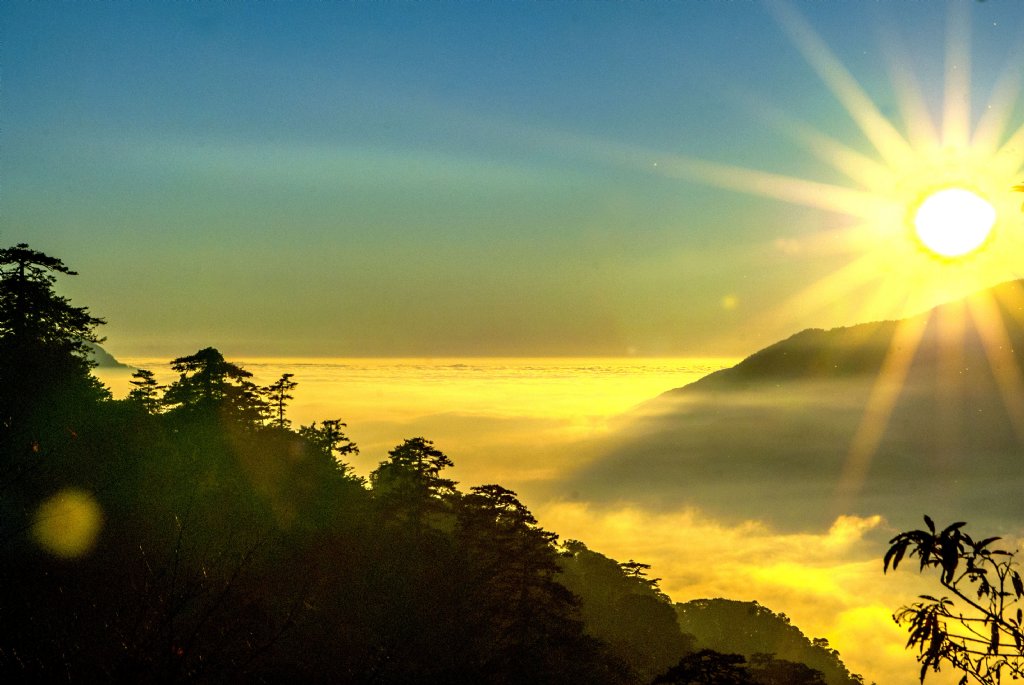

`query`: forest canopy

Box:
[0,244,864,684]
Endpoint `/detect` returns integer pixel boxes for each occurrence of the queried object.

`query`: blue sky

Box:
[5,1,1024,357]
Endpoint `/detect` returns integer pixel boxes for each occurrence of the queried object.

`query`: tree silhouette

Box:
[297,419,359,479]
[0,242,874,685]
[884,516,1024,684]
[747,653,827,684]
[265,373,297,429]
[456,484,590,682]
[370,437,456,536]
[559,540,692,682]
[0,243,108,449]
[653,649,752,684]
[0,243,104,349]
[162,348,266,426]
[127,368,163,414]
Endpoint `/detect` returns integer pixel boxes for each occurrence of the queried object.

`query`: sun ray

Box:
[789,123,898,191]
[971,61,1022,156]
[934,295,968,469]
[654,154,883,219]
[767,0,916,169]
[781,252,897,322]
[835,312,930,508]
[991,280,1024,331]
[726,95,899,192]
[878,21,940,151]
[514,127,886,221]
[991,121,1024,178]
[966,292,1024,442]
[943,0,972,149]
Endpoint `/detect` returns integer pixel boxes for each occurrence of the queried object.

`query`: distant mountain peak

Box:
[684,278,1024,392]
[87,343,130,368]
[567,277,1024,530]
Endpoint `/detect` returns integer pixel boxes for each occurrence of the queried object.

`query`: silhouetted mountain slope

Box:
[565,279,1024,530]
[687,322,898,388]
[675,599,862,685]
[559,541,694,683]
[87,343,129,368]
[684,278,1024,391]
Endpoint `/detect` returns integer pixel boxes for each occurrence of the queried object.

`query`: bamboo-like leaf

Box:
[974,536,1002,551]
[885,541,909,572]
[941,539,960,584]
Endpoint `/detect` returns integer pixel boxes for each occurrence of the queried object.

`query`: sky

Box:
[5,1,1024,359]
[13,5,1024,680]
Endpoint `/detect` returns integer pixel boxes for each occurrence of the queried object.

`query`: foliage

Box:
[163,347,267,426]
[265,373,297,429]
[559,540,692,683]
[653,649,751,684]
[370,436,457,536]
[885,516,1024,684]
[0,244,108,432]
[652,649,829,685]
[298,418,359,465]
[0,243,104,350]
[748,652,828,684]
[126,368,163,414]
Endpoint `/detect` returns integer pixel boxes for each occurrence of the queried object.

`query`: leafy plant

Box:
[884,516,1024,684]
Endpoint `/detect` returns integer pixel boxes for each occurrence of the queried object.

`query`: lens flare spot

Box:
[32,489,103,558]
[913,188,996,258]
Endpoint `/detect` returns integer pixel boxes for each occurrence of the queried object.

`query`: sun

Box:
[602,2,1024,508]
[625,0,1024,326]
[913,187,996,258]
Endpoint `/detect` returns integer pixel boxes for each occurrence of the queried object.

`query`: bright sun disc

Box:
[913,188,996,258]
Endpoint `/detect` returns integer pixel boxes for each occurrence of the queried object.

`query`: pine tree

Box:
[265,373,297,429]
[0,244,108,440]
[162,348,266,426]
[126,369,164,414]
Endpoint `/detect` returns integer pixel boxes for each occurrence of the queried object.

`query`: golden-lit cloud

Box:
[538,501,956,685]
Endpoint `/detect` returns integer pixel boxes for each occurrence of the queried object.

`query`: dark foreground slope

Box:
[565,280,1024,530]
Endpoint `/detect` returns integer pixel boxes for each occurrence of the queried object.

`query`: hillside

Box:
[564,279,1024,531]
[87,342,129,368]
[676,599,862,685]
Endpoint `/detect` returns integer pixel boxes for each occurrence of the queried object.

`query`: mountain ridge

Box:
[564,278,1024,530]
[677,277,1024,393]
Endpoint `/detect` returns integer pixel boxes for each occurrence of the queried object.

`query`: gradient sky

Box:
[5,1,1024,358]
